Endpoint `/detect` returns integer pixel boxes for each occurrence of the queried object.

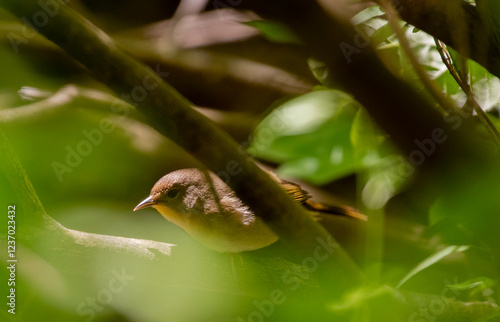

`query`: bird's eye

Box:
[167,189,179,198]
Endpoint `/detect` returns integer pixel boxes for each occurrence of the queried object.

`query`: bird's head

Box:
[134,169,219,221]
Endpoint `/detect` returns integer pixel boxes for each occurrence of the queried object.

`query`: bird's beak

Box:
[134,196,156,211]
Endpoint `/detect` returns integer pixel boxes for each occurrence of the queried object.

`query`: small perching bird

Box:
[134,168,365,253]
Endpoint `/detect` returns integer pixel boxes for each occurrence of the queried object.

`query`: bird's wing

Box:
[302,200,367,221]
[276,177,312,204]
[271,173,367,221]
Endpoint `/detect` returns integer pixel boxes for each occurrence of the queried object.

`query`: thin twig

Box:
[379,0,459,115]
[434,38,466,89]
[434,38,500,146]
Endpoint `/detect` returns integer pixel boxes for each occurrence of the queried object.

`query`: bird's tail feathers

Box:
[303,200,367,221]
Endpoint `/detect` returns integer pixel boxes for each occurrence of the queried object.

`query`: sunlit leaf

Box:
[249,90,362,184]
[308,58,332,87]
[350,5,385,25]
[396,245,470,289]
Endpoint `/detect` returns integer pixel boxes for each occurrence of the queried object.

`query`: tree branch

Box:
[0,126,175,258]
[1,1,499,320]
[0,0,365,297]
[0,125,314,300]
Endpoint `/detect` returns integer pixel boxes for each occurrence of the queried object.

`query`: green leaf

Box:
[396,245,470,289]
[360,158,404,210]
[244,20,301,44]
[249,90,362,184]
[467,60,500,113]
[350,5,384,26]
[308,58,332,87]
[446,276,496,292]
[370,22,395,47]
[350,109,385,160]
[396,29,500,115]
[351,109,403,209]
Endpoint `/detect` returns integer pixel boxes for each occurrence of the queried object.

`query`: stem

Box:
[375,0,500,80]
[380,0,458,114]
[435,38,500,145]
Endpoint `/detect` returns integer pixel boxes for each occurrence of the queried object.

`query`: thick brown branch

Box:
[0,0,365,297]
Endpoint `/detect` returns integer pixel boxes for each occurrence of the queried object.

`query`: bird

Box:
[134,168,366,253]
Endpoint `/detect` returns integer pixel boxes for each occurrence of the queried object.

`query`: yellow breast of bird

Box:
[154,203,278,253]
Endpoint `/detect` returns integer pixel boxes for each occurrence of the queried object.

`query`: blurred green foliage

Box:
[1,2,500,322]
[249,89,364,184]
